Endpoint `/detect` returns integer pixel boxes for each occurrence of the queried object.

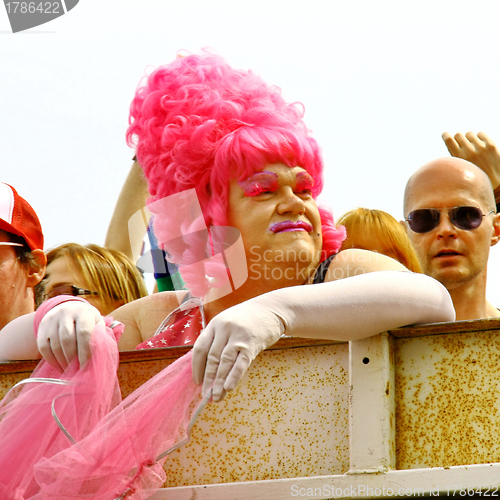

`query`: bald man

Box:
[403,157,500,320]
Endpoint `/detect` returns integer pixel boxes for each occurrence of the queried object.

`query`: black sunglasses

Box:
[43,284,98,302]
[405,206,495,234]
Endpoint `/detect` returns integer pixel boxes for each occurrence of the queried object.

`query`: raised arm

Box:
[192,250,455,401]
[105,161,150,261]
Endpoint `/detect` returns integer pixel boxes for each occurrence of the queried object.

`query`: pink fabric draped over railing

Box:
[0,301,206,500]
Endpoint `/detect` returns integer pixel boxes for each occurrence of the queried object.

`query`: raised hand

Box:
[442,131,500,190]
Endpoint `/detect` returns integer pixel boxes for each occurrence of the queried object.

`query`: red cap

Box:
[0,183,44,251]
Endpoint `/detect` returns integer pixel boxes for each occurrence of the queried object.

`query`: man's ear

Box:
[26,249,47,287]
[490,213,500,247]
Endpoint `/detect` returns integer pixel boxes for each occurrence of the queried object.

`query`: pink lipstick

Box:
[270,221,313,233]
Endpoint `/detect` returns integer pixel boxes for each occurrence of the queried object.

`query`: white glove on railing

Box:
[192,271,455,400]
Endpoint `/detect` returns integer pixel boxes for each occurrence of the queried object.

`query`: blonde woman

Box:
[338,208,422,273]
[37,243,147,315]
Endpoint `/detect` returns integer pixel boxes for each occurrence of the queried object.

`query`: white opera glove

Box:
[252,271,455,342]
[192,301,285,401]
[192,271,454,401]
[36,298,104,371]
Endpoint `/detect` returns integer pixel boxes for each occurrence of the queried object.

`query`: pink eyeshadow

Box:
[295,171,314,192]
[239,172,279,197]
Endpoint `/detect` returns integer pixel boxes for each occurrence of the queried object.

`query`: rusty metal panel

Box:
[0,360,39,400]
[0,371,28,400]
[395,329,500,469]
[118,343,349,487]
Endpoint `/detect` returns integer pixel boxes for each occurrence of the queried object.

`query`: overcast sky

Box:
[2,0,500,302]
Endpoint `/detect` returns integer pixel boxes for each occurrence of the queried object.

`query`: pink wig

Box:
[127,52,345,274]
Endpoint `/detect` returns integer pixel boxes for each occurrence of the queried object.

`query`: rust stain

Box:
[0,372,28,400]
[118,358,177,398]
[395,329,500,469]
[141,344,350,487]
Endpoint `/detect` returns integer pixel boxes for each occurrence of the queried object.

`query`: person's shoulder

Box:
[119,289,188,308]
[323,249,408,281]
[130,290,188,308]
[487,302,500,318]
[113,290,189,349]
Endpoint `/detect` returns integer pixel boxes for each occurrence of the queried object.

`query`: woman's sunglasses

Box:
[43,284,98,302]
[405,206,495,234]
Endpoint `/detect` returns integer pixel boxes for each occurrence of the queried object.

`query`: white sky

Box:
[1,0,500,303]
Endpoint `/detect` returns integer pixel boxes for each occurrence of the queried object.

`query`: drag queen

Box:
[0,52,454,499]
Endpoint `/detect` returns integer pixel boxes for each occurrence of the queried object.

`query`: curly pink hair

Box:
[127,52,345,291]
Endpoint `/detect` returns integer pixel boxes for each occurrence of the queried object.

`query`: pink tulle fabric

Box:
[0,300,205,500]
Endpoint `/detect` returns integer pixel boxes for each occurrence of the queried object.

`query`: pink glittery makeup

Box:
[295,171,314,193]
[238,171,279,197]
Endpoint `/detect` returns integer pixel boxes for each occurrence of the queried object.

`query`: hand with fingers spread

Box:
[442,131,500,190]
[191,301,285,402]
[36,300,104,371]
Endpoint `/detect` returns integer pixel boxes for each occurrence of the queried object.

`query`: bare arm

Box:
[0,291,188,368]
[105,161,150,261]
[0,300,102,370]
[0,313,39,361]
[192,250,455,400]
[325,247,407,276]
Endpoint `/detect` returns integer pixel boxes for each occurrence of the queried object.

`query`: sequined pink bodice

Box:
[136,305,203,349]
